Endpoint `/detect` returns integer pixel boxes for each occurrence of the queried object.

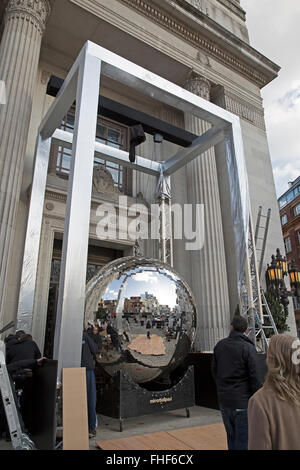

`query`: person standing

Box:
[88,325,102,351]
[248,334,300,450]
[81,331,99,438]
[211,315,261,450]
[5,331,46,434]
[106,323,122,353]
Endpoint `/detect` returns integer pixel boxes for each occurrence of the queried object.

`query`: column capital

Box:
[184,72,211,100]
[5,0,51,33]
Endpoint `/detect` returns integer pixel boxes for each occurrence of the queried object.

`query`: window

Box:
[294,204,300,217]
[50,108,130,193]
[279,196,287,209]
[284,236,292,254]
[279,184,300,208]
[287,191,294,203]
[298,230,300,245]
[281,214,288,225]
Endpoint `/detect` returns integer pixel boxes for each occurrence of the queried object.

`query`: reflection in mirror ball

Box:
[85,257,197,384]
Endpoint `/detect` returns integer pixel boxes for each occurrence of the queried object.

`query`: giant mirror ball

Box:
[85,257,197,384]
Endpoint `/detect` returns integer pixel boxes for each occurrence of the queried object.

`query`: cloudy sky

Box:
[240,0,300,197]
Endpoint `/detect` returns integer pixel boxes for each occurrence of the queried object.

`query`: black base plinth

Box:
[183,352,267,410]
[96,366,195,431]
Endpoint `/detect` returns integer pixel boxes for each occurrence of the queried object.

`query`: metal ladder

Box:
[241,207,278,353]
[0,322,35,450]
[254,206,271,280]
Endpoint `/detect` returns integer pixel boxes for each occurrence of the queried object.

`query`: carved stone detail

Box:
[6,0,51,32]
[41,70,51,85]
[185,0,208,15]
[197,50,211,67]
[184,73,211,100]
[93,166,121,195]
[215,0,245,20]
[211,85,266,130]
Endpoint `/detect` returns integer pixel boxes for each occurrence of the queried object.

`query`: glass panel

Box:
[287,191,294,203]
[107,142,121,150]
[96,124,106,139]
[108,128,120,143]
[94,157,105,166]
[53,111,129,193]
[109,168,119,183]
[62,155,71,170]
[67,113,75,130]
[279,197,287,209]
[284,237,291,253]
[106,161,119,169]
[294,204,300,216]
[95,137,106,145]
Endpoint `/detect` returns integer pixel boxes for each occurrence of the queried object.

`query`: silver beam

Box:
[16,136,52,332]
[40,47,85,140]
[84,42,233,128]
[52,51,102,373]
[163,125,225,176]
[52,129,161,177]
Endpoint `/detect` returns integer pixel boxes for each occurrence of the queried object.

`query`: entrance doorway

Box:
[44,239,123,357]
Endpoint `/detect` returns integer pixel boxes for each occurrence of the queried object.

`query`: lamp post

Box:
[265,250,290,316]
[288,260,300,303]
[275,248,288,276]
[266,255,284,298]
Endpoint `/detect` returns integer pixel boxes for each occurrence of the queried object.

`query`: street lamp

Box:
[266,255,283,295]
[265,252,289,313]
[275,248,288,276]
[288,260,300,300]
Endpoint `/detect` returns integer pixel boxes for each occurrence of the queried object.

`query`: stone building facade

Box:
[0,0,297,354]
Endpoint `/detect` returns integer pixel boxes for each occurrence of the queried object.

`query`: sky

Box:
[240,0,300,197]
[102,270,178,308]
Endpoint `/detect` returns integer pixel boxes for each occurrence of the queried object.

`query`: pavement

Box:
[90,406,223,450]
[0,406,224,451]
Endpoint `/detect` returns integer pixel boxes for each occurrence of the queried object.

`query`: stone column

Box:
[0,0,51,325]
[184,73,230,351]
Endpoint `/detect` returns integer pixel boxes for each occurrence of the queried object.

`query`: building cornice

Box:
[119,0,280,88]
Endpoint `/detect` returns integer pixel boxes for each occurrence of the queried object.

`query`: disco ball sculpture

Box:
[85,257,197,384]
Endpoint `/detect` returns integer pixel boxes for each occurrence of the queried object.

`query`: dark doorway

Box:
[44,239,123,358]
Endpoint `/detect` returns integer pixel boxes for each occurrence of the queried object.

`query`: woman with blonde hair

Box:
[248,334,300,450]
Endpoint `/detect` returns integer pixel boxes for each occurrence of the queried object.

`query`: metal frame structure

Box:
[240,207,278,353]
[16,41,252,373]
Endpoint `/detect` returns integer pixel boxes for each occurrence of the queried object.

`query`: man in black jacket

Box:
[211,315,261,450]
[5,331,46,434]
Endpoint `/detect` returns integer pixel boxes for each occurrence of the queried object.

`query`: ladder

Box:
[254,206,271,280]
[240,207,278,353]
[0,323,35,450]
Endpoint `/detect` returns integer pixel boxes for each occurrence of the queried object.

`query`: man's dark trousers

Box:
[212,330,261,450]
[86,369,97,432]
[220,406,248,450]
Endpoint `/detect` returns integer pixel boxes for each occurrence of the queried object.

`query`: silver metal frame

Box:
[16,41,251,372]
